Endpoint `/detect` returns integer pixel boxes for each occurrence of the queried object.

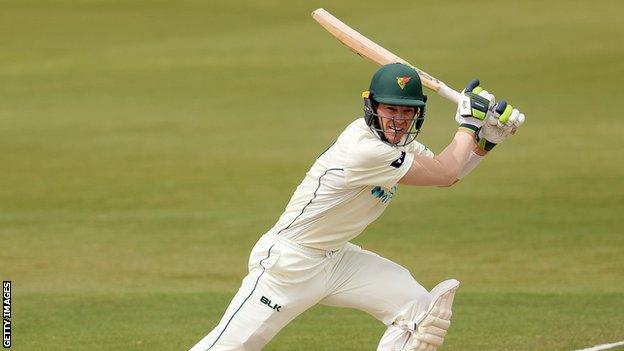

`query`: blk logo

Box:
[260,296,282,312]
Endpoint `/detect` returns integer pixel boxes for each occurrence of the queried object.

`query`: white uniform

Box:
[191,118,438,351]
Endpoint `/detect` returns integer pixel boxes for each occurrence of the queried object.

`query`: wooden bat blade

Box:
[311,8,460,104]
[312,8,406,67]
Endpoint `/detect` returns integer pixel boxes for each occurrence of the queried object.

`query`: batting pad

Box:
[410,279,460,351]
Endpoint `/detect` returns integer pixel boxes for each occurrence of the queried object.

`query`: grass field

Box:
[2,0,624,350]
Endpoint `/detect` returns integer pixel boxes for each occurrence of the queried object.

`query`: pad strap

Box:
[393,319,417,332]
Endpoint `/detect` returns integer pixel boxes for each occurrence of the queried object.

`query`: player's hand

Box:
[476,100,526,151]
[455,79,496,132]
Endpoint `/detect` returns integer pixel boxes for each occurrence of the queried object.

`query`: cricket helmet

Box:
[363,63,427,146]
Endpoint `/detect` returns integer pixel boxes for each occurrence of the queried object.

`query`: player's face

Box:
[376,103,418,144]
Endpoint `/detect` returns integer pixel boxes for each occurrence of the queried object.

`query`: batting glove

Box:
[455,79,496,133]
[476,100,526,151]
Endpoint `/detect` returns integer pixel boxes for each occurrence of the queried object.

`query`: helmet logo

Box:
[396,76,411,90]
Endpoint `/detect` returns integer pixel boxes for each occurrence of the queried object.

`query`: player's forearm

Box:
[399,130,481,186]
[431,130,482,183]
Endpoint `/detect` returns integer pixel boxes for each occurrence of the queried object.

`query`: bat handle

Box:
[437,84,461,104]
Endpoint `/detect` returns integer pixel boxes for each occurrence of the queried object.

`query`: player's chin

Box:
[384,132,404,145]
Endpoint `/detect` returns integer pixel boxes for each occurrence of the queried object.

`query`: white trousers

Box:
[189,233,432,351]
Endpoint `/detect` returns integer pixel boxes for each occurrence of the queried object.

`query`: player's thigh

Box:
[192,273,318,350]
[190,236,325,351]
[320,244,431,325]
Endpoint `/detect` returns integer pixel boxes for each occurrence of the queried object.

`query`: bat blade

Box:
[311,8,460,104]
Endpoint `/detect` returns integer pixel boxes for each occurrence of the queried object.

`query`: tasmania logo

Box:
[396,76,411,90]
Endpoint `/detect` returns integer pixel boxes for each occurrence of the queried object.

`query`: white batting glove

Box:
[476,100,526,151]
[455,79,496,133]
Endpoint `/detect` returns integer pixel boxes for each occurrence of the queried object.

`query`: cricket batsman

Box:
[189,63,526,350]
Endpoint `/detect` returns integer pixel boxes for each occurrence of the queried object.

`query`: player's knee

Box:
[372,262,432,325]
[392,270,431,314]
[396,291,431,318]
[239,333,271,351]
[202,332,269,351]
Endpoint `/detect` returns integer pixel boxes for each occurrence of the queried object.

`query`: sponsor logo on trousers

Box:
[260,296,282,312]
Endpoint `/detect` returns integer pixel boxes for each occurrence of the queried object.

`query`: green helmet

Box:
[368,63,426,107]
[363,63,427,146]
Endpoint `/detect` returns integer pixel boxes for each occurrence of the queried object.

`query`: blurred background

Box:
[1,0,623,350]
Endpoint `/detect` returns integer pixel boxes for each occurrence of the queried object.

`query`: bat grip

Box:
[437,84,461,104]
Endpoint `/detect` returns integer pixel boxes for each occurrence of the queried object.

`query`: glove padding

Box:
[476,101,526,151]
[455,78,495,132]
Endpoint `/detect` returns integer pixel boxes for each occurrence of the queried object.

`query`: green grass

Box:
[11,292,624,350]
[1,0,624,350]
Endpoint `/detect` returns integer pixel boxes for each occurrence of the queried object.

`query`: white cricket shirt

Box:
[266,118,434,251]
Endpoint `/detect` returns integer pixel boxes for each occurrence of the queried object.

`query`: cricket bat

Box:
[311,8,461,104]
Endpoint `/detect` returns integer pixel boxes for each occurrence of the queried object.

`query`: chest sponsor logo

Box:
[390,151,406,168]
[371,186,397,203]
